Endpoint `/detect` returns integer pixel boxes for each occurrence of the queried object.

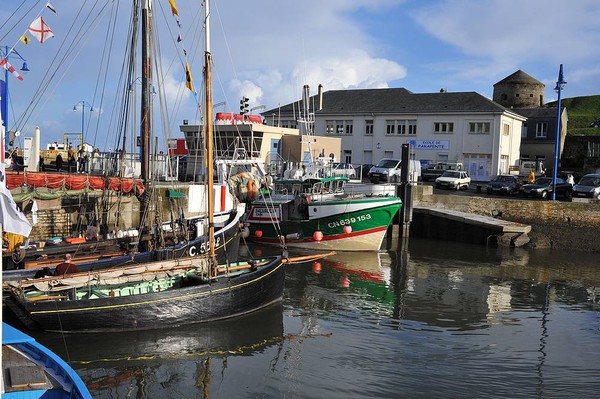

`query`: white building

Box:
[264,87,526,182]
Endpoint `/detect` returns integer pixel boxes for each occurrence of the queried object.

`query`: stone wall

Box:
[414,190,599,251]
[22,186,206,242]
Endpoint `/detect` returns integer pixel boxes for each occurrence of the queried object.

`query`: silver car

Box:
[572,173,600,199]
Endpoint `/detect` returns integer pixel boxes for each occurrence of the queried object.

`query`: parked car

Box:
[519,177,572,199]
[368,158,421,183]
[358,163,374,178]
[486,175,521,196]
[435,170,471,190]
[572,173,600,199]
[331,163,357,179]
[422,162,463,182]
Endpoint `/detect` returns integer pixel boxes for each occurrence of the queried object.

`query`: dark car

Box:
[486,175,521,196]
[519,177,572,199]
[358,164,374,178]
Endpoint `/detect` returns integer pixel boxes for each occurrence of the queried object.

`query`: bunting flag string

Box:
[168,0,179,16]
[185,62,194,92]
[28,16,55,43]
[166,0,196,94]
[46,2,57,14]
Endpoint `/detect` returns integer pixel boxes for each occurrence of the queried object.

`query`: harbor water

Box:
[19,239,600,398]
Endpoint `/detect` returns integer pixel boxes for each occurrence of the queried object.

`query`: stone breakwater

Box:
[414,190,599,253]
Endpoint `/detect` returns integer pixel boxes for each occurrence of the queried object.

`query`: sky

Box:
[1,0,599,150]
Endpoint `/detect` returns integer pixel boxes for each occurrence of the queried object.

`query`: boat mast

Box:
[140,0,152,229]
[300,84,315,164]
[204,0,216,264]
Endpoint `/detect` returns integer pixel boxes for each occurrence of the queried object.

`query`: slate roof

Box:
[512,107,557,119]
[263,88,513,116]
[493,70,544,87]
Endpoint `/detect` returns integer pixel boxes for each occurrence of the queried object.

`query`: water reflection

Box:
[8,240,599,398]
[28,303,285,398]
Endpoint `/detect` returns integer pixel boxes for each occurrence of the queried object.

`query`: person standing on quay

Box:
[67,146,76,173]
[528,169,535,184]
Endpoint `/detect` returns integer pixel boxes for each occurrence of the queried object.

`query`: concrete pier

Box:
[410,207,531,247]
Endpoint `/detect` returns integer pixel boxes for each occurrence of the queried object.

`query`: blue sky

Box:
[1,0,599,150]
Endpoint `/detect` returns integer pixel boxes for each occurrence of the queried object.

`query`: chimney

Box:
[318,84,323,111]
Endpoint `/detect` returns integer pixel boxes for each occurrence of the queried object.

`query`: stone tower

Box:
[493,70,545,108]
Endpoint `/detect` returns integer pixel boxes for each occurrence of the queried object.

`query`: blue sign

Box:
[410,140,449,150]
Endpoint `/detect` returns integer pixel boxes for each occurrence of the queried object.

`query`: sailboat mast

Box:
[140,0,152,224]
[204,0,215,259]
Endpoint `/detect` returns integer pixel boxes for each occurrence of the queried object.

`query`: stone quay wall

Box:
[413,186,599,252]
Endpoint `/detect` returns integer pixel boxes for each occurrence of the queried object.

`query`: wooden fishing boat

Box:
[2,323,91,398]
[2,203,244,282]
[4,255,285,333]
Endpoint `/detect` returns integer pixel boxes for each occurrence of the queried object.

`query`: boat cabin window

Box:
[275,182,304,195]
[312,182,324,194]
[333,180,345,193]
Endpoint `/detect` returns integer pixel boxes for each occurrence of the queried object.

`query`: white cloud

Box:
[411,0,600,96]
[212,1,408,108]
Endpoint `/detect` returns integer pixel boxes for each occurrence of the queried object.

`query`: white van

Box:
[368,158,421,184]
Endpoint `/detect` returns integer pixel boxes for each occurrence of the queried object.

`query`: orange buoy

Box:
[313,231,323,241]
[255,230,263,238]
[343,225,352,234]
[312,262,322,274]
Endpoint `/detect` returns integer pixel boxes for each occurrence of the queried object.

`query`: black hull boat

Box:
[2,204,244,282]
[5,255,285,333]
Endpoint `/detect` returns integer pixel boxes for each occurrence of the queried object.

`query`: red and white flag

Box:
[28,16,55,43]
[0,59,24,81]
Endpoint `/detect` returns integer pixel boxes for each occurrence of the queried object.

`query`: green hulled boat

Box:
[247,176,401,251]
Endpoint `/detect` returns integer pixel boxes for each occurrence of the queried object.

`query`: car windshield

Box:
[578,176,600,186]
[494,176,513,182]
[376,159,399,168]
[534,178,552,185]
[442,171,460,178]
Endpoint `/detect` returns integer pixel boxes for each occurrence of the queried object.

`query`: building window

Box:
[365,120,373,135]
[386,120,417,135]
[344,150,352,164]
[398,121,406,135]
[536,122,547,138]
[281,120,297,129]
[384,150,394,158]
[345,121,353,135]
[434,122,454,134]
[397,120,417,135]
[469,122,491,134]
[386,120,395,135]
[326,120,352,135]
[326,120,334,134]
[408,121,417,135]
[503,123,510,136]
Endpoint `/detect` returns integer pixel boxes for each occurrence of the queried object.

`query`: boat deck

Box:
[2,344,58,393]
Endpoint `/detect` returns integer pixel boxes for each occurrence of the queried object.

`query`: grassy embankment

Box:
[547,95,600,135]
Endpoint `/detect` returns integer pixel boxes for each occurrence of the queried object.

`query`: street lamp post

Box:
[72,100,94,139]
[1,46,29,155]
[551,64,566,201]
[73,101,94,173]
